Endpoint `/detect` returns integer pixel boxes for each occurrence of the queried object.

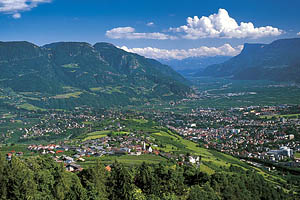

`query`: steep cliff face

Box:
[199,38,300,82]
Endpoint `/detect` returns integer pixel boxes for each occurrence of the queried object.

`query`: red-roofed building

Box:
[105,165,111,172]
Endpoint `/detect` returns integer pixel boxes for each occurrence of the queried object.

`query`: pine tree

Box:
[108,161,135,200]
[3,157,37,199]
[78,159,108,200]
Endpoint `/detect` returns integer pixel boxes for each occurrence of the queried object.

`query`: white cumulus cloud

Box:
[106,27,177,40]
[297,32,300,36]
[12,12,20,18]
[119,44,243,60]
[0,0,51,18]
[146,22,154,26]
[169,8,282,39]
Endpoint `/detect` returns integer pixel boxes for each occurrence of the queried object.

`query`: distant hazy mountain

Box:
[197,38,300,82]
[0,41,191,110]
[160,56,231,76]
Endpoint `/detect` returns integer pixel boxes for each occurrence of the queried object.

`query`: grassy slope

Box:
[151,130,250,174]
[260,113,300,119]
[80,154,167,168]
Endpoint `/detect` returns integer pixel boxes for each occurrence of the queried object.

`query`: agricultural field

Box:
[80,130,129,141]
[260,113,300,119]
[80,154,167,168]
[0,144,33,157]
[17,103,46,111]
[141,77,300,111]
[61,63,80,68]
[148,129,250,174]
[1,113,17,119]
[52,92,83,99]
[89,86,125,94]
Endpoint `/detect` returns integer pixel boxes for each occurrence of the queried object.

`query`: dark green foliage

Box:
[0,41,42,61]
[135,162,187,197]
[0,156,87,200]
[78,160,108,200]
[183,165,210,186]
[188,184,220,200]
[108,161,135,200]
[1,157,37,199]
[135,162,159,195]
[209,172,288,200]
[0,155,294,199]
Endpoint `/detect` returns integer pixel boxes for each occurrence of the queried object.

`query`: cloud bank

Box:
[106,9,282,40]
[119,44,243,60]
[106,27,176,40]
[169,9,282,39]
[0,0,51,18]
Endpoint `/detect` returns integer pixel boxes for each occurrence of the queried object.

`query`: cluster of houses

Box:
[267,146,294,161]
[23,128,205,171]
[25,133,161,172]
[19,112,99,139]
[1,108,106,142]
[2,104,300,171]
[6,151,23,161]
[151,105,300,165]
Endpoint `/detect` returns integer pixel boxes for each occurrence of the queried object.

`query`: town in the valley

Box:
[1,103,300,172]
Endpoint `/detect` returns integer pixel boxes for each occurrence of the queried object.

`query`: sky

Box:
[0,0,300,60]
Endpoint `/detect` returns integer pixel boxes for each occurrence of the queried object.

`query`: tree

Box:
[183,165,209,186]
[188,184,220,200]
[108,161,135,200]
[131,187,146,200]
[0,152,7,199]
[78,160,108,200]
[2,157,37,199]
[135,162,158,195]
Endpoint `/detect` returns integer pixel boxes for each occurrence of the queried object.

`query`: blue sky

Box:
[1,0,300,59]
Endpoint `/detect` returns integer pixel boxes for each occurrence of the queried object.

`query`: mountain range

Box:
[0,41,191,110]
[196,38,300,82]
[159,56,231,76]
